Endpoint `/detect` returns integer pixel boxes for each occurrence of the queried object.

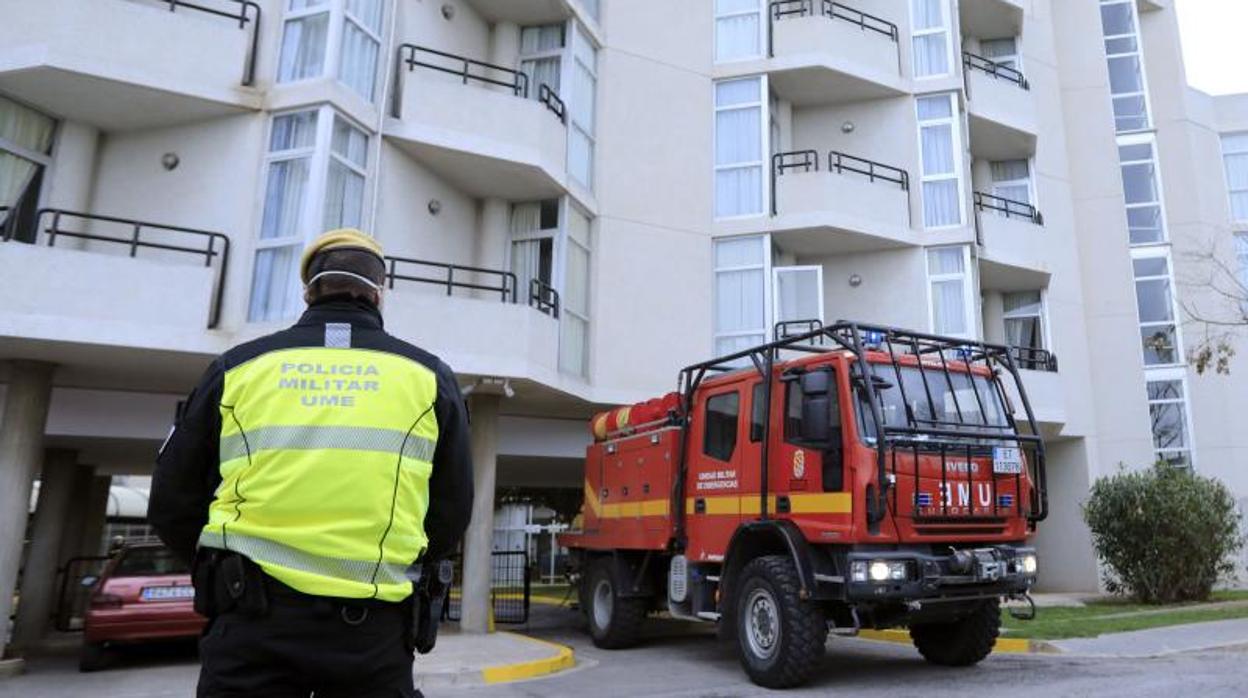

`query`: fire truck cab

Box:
[559,322,1047,688]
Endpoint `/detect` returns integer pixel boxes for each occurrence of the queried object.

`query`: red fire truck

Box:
[559,322,1046,688]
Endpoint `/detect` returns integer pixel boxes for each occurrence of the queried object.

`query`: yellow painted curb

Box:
[857,629,1041,654]
[480,633,576,684]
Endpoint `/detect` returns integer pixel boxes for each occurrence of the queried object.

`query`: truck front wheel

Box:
[909,599,1001,666]
[734,555,827,689]
[583,558,647,649]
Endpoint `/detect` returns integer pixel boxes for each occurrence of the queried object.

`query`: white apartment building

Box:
[2,0,1247,652]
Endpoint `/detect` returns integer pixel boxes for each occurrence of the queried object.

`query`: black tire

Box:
[583,558,647,649]
[733,555,827,689]
[909,599,1001,667]
[78,641,111,673]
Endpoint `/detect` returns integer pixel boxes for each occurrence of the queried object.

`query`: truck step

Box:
[696,611,721,621]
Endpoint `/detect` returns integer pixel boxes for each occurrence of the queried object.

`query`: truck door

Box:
[685,386,745,563]
[771,366,853,538]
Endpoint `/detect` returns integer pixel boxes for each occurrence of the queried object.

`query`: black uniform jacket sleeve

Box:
[423,361,474,561]
[149,360,225,566]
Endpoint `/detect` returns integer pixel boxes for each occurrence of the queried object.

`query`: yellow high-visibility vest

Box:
[197,345,439,601]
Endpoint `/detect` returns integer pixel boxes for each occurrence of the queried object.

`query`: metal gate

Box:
[446,551,530,624]
[53,556,110,632]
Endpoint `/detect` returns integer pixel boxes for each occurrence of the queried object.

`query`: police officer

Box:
[149,229,473,697]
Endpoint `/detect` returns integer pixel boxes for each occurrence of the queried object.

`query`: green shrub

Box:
[1082,464,1244,604]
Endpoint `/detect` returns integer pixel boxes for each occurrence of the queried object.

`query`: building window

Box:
[715,0,764,63]
[773,266,823,329]
[568,23,597,191]
[927,246,973,337]
[1236,233,1248,289]
[0,95,56,245]
[250,108,371,322]
[278,0,385,103]
[1222,132,1248,224]
[1003,291,1044,350]
[714,235,769,355]
[979,37,1020,71]
[560,206,592,377]
[990,159,1032,208]
[1118,137,1166,245]
[1147,377,1193,467]
[911,0,952,78]
[715,77,767,219]
[704,391,741,462]
[340,0,384,101]
[520,24,566,101]
[917,93,963,228]
[1132,252,1181,366]
[1098,0,1151,133]
[509,199,559,302]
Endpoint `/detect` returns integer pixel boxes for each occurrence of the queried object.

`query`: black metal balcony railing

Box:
[963,51,1029,90]
[1010,346,1058,373]
[538,84,567,124]
[768,0,899,57]
[1,208,231,329]
[393,44,569,127]
[974,191,1044,225]
[384,256,518,302]
[529,278,561,319]
[156,0,262,86]
[770,149,910,216]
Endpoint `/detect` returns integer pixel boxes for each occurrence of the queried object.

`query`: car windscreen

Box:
[113,547,189,576]
[857,364,1011,443]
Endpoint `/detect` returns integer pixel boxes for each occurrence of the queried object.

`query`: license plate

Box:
[993,447,1023,475]
[141,585,195,601]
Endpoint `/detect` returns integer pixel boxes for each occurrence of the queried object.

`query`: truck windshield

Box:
[857,364,1011,444]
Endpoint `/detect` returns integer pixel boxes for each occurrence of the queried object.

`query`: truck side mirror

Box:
[800,396,831,443]
[800,370,830,396]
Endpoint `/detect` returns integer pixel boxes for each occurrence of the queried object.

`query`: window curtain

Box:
[560,236,591,377]
[716,14,760,61]
[261,159,310,239]
[0,97,55,217]
[716,269,765,335]
[509,202,545,295]
[715,101,762,218]
[1003,291,1043,348]
[920,118,959,226]
[278,13,329,82]
[911,0,948,77]
[774,269,820,323]
[323,162,364,230]
[932,280,966,335]
[991,160,1031,203]
[339,20,380,100]
[980,38,1018,69]
[248,245,301,321]
[520,25,565,53]
[521,57,561,98]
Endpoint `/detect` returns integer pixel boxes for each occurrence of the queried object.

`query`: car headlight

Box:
[1020,554,1038,576]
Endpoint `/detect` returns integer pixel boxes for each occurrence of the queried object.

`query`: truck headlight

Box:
[1020,554,1038,576]
[852,560,910,583]
[851,561,868,583]
[869,561,892,582]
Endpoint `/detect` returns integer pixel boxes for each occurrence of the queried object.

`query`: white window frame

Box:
[910,0,954,79]
[519,23,566,100]
[1130,246,1185,368]
[979,36,1022,72]
[916,92,965,229]
[771,265,825,332]
[1235,232,1248,291]
[1098,0,1153,134]
[989,157,1035,208]
[558,199,593,377]
[714,76,770,221]
[277,0,386,103]
[1145,368,1196,468]
[1221,132,1248,227]
[567,22,597,191]
[250,105,373,322]
[926,245,976,339]
[714,0,766,64]
[1001,289,1047,351]
[713,234,773,355]
[1118,132,1169,246]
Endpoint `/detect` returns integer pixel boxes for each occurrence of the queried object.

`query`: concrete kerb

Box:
[415,631,576,690]
[855,629,1060,654]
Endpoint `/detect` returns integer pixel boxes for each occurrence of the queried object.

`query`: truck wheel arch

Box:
[718,520,822,632]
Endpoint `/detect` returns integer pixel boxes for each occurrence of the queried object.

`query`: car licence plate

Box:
[993,446,1023,475]
[141,585,195,601]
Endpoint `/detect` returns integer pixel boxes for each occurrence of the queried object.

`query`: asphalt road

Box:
[4,609,1247,697]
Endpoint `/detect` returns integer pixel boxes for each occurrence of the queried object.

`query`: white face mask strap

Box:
[305,270,382,292]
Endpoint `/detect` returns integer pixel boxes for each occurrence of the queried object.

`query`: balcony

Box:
[974,192,1049,281]
[964,53,1036,160]
[761,1,907,106]
[959,0,1025,40]
[0,209,228,354]
[0,0,261,130]
[1001,357,1066,434]
[762,150,915,253]
[463,0,594,25]
[385,45,570,201]
[377,258,564,385]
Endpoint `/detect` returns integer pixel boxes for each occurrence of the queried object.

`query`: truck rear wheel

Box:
[734,555,827,689]
[583,558,647,649]
[909,599,1001,667]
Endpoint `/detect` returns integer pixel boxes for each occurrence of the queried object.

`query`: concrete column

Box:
[78,475,114,558]
[460,392,501,634]
[477,198,512,300]
[40,121,99,250]
[12,449,78,650]
[0,361,55,660]
[488,21,521,89]
[56,466,95,565]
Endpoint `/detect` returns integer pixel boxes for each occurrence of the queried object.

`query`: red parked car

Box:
[80,543,206,671]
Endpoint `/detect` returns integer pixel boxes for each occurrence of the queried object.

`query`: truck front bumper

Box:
[841,545,1037,602]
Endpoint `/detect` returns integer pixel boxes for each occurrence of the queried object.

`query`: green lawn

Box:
[1002,590,1248,639]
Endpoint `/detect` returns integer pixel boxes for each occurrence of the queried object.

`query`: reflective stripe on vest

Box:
[197,530,413,588]
[201,345,440,602]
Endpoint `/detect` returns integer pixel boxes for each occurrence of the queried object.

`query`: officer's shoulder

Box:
[218,326,310,371]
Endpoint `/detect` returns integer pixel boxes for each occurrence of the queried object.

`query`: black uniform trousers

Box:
[197,587,419,697]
